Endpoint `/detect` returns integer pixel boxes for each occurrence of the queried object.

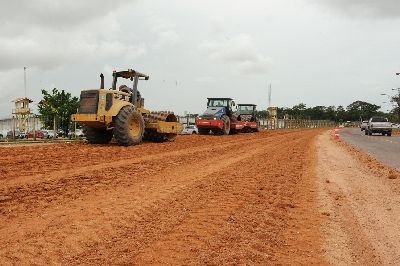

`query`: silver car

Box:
[181,125,198,135]
[366,117,392,136]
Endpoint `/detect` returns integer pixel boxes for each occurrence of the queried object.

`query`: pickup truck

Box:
[366,116,392,136]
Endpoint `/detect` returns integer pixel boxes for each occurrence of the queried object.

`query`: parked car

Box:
[366,117,392,136]
[181,125,198,134]
[41,130,56,138]
[27,131,45,139]
[68,129,84,138]
[360,121,368,131]
[6,130,25,139]
[57,129,65,138]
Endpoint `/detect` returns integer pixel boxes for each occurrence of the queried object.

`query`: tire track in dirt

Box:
[0,131,295,188]
[132,133,323,265]
[0,132,292,216]
[0,134,282,264]
[0,130,295,182]
[0,129,325,265]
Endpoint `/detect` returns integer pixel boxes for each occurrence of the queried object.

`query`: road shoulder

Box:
[316,131,400,265]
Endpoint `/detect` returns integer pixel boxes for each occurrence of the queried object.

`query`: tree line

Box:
[257,100,399,123]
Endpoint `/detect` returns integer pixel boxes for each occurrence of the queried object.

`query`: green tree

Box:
[292,103,307,119]
[346,101,381,121]
[336,106,346,122]
[255,110,269,119]
[325,106,337,121]
[308,106,326,120]
[38,88,79,136]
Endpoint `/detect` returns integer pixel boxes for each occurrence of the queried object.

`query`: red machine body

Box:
[238,104,260,133]
[196,98,243,135]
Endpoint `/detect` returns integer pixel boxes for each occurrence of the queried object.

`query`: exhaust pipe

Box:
[100,73,104,89]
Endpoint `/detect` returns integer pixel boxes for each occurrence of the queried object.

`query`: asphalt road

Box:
[340,127,400,170]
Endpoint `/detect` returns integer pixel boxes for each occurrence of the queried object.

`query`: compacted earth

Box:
[0,128,398,265]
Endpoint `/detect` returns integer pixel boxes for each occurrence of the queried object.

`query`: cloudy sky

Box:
[0,0,399,118]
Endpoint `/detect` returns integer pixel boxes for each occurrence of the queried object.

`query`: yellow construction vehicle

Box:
[72,69,182,146]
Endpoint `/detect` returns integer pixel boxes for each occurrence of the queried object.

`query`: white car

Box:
[42,130,56,138]
[360,121,368,131]
[181,125,198,134]
[68,129,85,138]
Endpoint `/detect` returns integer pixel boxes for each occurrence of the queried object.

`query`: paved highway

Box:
[340,127,400,170]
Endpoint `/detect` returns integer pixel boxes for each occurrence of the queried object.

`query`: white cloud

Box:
[194,76,223,83]
[312,0,400,18]
[0,0,143,71]
[199,34,271,75]
[149,18,180,49]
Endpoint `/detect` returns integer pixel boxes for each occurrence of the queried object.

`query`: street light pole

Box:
[395,72,400,122]
[392,88,400,123]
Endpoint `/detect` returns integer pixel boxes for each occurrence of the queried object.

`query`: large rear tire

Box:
[254,121,261,132]
[230,129,239,135]
[213,116,231,135]
[387,131,392,137]
[216,115,231,135]
[114,106,145,146]
[223,115,231,135]
[83,126,113,144]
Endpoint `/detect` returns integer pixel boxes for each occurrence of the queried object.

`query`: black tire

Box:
[229,129,239,135]
[83,126,113,144]
[198,128,209,135]
[212,129,222,135]
[143,130,176,142]
[387,131,392,137]
[114,106,145,146]
[192,131,197,134]
[254,121,261,132]
[364,129,368,135]
[215,115,231,135]
[368,130,372,136]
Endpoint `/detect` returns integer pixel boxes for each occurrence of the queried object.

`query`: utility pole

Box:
[53,115,57,140]
[268,84,272,107]
[395,73,400,123]
[24,67,27,98]
[392,87,400,123]
[33,115,36,141]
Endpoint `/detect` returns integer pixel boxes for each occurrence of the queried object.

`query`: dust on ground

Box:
[0,129,325,265]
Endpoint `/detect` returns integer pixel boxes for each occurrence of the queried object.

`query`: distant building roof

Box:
[14,98,33,103]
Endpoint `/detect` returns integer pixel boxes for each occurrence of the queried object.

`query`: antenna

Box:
[268,83,272,107]
[24,67,27,98]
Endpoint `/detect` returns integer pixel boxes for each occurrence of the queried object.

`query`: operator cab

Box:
[207,98,237,114]
[238,104,257,115]
[99,69,149,108]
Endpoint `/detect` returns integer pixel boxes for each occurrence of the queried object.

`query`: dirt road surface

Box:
[1,129,399,265]
[0,130,324,265]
